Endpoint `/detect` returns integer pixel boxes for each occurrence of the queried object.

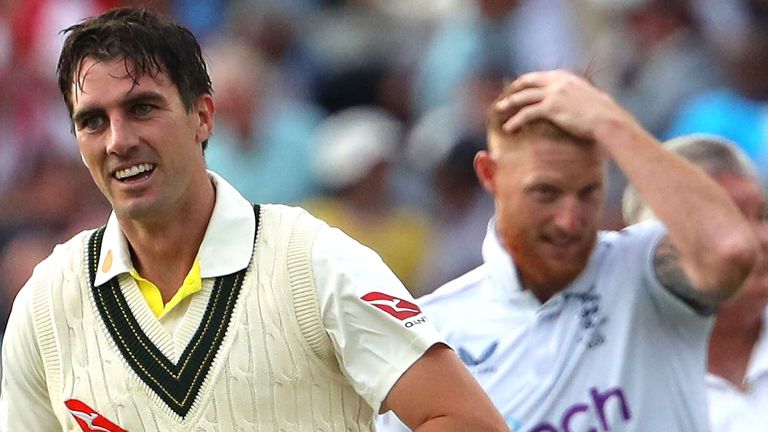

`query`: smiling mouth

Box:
[114,163,155,182]
[543,235,577,247]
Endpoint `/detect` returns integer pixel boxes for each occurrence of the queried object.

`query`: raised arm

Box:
[495,69,758,307]
[382,344,509,432]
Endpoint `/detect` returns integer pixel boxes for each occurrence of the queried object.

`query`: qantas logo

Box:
[361,292,422,320]
[65,399,126,432]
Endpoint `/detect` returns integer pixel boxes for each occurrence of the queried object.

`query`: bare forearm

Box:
[597,116,758,298]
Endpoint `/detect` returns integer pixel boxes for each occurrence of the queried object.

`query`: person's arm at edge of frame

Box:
[380,342,509,432]
[495,69,759,309]
[0,273,60,429]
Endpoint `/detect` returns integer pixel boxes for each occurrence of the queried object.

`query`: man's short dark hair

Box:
[57,7,213,148]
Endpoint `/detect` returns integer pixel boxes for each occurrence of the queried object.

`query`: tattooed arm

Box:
[653,236,722,312]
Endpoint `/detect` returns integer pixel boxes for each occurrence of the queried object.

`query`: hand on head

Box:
[493,70,633,142]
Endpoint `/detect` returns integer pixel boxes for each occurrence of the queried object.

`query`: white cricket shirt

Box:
[379,219,714,432]
[706,309,768,432]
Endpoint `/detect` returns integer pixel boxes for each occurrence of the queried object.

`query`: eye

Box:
[132,103,153,116]
[578,183,602,202]
[529,184,559,203]
[80,115,106,131]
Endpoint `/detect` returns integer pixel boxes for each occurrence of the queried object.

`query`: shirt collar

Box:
[94,171,256,286]
[481,218,523,296]
[481,218,602,303]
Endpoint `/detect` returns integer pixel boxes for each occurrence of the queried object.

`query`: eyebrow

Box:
[71,91,168,125]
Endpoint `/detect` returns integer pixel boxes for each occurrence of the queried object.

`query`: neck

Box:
[521,273,568,304]
[120,180,215,302]
[708,307,764,389]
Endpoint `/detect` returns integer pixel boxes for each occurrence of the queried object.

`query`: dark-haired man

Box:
[0,8,507,431]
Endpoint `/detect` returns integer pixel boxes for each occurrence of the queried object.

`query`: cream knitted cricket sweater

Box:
[30,204,375,431]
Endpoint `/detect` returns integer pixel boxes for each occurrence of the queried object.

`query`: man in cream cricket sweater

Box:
[0,8,508,432]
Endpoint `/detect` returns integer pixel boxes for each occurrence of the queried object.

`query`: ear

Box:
[194,94,215,144]
[474,150,496,194]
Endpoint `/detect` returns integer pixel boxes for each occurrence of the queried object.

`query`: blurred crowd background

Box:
[2,0,768,336]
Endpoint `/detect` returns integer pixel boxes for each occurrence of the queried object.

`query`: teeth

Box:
[115,163,154,180]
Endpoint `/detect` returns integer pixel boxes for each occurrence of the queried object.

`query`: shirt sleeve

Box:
[623,221,713,338]
[312,225,445,412]
[0,275,61,430]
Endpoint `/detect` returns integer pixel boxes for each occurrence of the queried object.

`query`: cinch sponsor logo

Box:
[65,399,126,432]
[361,292,422,320]
[524,386,632,432]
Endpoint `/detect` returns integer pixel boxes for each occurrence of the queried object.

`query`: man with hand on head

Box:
[380,69,759,432]
[0,7,508,432]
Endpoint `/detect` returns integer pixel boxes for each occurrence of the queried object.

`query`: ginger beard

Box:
[489,137,603,297]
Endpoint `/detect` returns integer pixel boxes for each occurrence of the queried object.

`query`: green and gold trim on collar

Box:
[86,205,259,418]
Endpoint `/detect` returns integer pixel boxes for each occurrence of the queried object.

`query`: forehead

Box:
[72,57,174,107]
[505,136,604,181]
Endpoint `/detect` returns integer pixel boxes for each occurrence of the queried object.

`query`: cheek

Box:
[77,139,105,179]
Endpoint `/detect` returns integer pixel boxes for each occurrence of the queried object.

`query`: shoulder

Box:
[7,229,97,322]
[26,229,94,288]
[2,229,93,355]
[259,204,328,234]
[7,230,94,315]
[260,203,317,220]
[599,221,666,257]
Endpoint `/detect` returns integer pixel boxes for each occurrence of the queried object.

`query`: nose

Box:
[553,198,583,234]
[106,116,137,156]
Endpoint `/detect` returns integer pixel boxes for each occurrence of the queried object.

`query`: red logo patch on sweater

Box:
[361,292,422,320]
[65,399,126,432]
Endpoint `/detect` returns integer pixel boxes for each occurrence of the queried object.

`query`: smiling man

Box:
[379,70,759,432]
[0,8,507,432]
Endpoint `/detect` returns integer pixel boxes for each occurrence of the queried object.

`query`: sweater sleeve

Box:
[0,260,61,431]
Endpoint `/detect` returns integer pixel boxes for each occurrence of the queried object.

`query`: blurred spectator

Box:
[409,132,493,294]
[172,0,231,40]
[306,0,417,79]
[0,155,104,246]
[302,107,431,294]
[1,0,113,191]
[412,0,584,115]
[693,0,768,55]
[592,0,723,229]
[611,0,722,137]
[0,228,56,336]
[0,154,108,340]
[226,1,323,99]
[404,66,502,292]
[667,25,768,178]
[204,35,324,204]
